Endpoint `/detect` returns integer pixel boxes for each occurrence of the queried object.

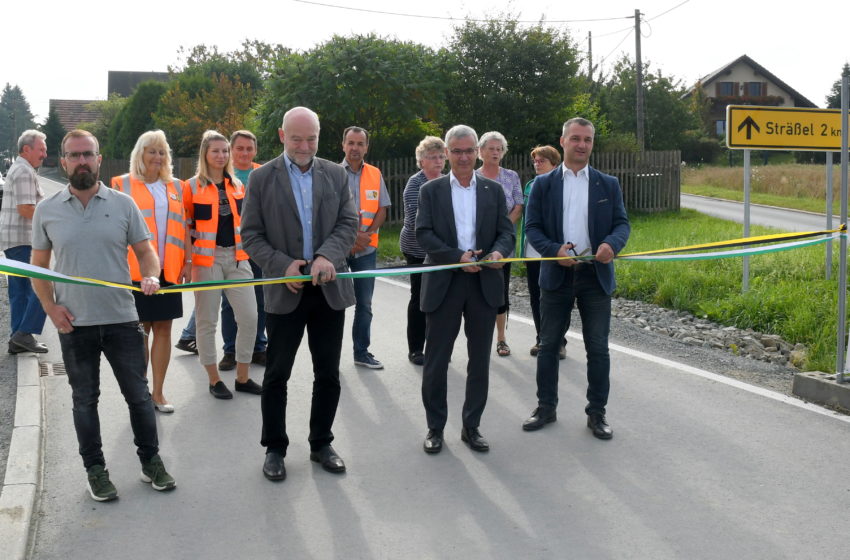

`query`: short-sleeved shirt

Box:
[342,160,391,258]
[32,182,152,326]
[476,167,523,214]
[0,156,44,250]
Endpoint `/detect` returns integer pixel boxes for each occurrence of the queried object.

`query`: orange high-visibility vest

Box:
[110,174,187,283]
[358,163,382,248]
[183,176,249,267]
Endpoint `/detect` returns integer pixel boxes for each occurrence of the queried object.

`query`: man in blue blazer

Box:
[522,117,630,439]
[416,125,515,454]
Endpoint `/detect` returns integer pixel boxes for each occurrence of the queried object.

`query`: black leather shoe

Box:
[218,353,236,371]
[263,451,286,481]
[9,333,48,354]
[522,406,557,431]
[460,426,489,452]
[423,429,443,454]
[235,378,262,394]
[209,381,233,399]
[251,351,267,366]
[587,413,613,440]
[310,445,346,473]
[408,351,424,366]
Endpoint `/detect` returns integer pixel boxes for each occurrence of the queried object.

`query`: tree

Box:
[256,34,445,161]
[443,17,582,156]
[600,56,698,151]
[154,73,255,157]
[40,106,67,159]
[77,94,129,149]
[0,84,37,162]
[105,81,169,158]
[826,63,850,109]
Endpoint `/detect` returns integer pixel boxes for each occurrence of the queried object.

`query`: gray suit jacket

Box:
[415,175,516,313]
[241,154,358,314]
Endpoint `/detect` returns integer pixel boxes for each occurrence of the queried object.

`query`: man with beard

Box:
[0,130,49,353]
[241,107,357,481]
[31,130,176,502]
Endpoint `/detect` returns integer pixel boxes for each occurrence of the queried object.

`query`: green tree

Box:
[155,73,254,157]
[443,17,581,155]
[77,93,128,149]
[825,62,850,109]
[600,55,698,151]
[105,81,169,158]
[256,34,445,161]
[40,106,67,159]
[0,84,38,162]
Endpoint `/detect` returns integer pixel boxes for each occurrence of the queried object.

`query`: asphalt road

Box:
[680,193,839,232]
[30,282,850,560]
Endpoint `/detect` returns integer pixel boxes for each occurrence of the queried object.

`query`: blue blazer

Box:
[525,165,630,295]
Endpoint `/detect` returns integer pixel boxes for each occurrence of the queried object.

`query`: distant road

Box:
[681,193,840,232]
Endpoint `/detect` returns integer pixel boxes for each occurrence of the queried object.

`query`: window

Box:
[745,82,765,96]
[717,82,735,96]
[715,120,726,136]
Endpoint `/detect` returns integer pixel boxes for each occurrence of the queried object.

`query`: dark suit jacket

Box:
[525,165,630,295]
[241,154,358,314]
[415,174,516,313]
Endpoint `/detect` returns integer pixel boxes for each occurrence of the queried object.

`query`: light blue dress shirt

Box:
[284,153,315,261]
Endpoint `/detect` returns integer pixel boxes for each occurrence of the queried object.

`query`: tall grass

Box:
[616,209,839,372]
[683,163,841,200]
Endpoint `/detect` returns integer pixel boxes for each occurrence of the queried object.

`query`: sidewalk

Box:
[7,281,850,559]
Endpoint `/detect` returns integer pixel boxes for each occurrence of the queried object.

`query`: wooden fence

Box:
[98,150,680,223]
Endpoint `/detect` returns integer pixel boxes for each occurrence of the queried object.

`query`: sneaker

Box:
[354,353,384,369]
[218,353,236,371]
[251,351,267,366]
[175,338,198,354]
[209,381,233,399]
[408,351,424,366]
[559,343,567,360]
[86,464,118,502]
[530,344,540,357]
[140,455,176,491]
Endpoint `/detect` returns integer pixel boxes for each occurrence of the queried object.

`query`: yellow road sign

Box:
[726,105,846,151]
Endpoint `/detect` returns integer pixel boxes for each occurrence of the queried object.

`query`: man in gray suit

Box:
[241,107,358,481]
[415,124,515,455]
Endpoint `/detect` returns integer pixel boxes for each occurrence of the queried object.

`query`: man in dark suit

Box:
[415,124,515,454]
[522,117,630,439]
[241,106,358,481]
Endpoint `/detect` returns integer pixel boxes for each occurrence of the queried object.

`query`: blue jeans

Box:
[221,259,267,354]
[347,251,377,357]
[536,266,611,415]
[58,322,159,469]
[5,245,47,335]
[180,311,196,340]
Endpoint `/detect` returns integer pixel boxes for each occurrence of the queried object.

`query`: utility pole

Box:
[588,31,593,78]
[635,8,645,151]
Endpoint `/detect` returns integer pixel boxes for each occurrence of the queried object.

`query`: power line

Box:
[292,0,633,24]
[646,0,692,22]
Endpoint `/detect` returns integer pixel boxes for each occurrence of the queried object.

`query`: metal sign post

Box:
[839,76,849,382]
[742,149,751,292]
[826,152,833,280]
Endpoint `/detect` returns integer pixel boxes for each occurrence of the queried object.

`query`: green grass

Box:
[379,209,842,372]
[683,184,836,215]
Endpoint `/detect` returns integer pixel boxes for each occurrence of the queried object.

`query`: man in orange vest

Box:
[341,127,391,370]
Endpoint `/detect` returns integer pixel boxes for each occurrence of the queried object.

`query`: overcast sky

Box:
[4,0,848,122]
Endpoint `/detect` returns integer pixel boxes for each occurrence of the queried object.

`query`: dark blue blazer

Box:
[525,165,630,295]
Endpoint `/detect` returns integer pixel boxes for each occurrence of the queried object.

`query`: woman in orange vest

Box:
[183,130,260,400]
[111,130,190,413]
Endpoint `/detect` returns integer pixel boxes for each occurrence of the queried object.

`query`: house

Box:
[49,99,102,131]
[685,54,817,137]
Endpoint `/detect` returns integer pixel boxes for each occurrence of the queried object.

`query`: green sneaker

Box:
[140,455,176,491]
[86,464,118,502]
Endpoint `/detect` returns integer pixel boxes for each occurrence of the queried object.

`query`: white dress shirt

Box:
[562,164,591,257]
[450,171,477,251]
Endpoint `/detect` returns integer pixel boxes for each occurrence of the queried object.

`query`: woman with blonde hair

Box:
[111,130,190,412]
[183,130,260,399]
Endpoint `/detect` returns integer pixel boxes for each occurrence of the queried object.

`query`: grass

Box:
[682,184,837,215]
[378,209,843,372]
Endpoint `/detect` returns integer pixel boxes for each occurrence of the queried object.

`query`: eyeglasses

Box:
[533,158,549,165]
[449,148,477,156]
[64,151,99,161]
[423,154,446,161]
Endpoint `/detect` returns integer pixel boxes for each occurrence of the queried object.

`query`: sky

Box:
[4,0,848,122]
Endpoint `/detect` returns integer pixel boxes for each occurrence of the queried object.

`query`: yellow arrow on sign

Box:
[726,105,847,151]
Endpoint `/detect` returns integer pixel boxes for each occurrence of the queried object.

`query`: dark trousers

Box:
[404,253,426,354]
[5,245,47,335]
[422,273,496,430]
[261,284,345,455]
[526,260,565,348]
[59,322,159,469]
[536,266,611,415]
[221,259,267,353]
